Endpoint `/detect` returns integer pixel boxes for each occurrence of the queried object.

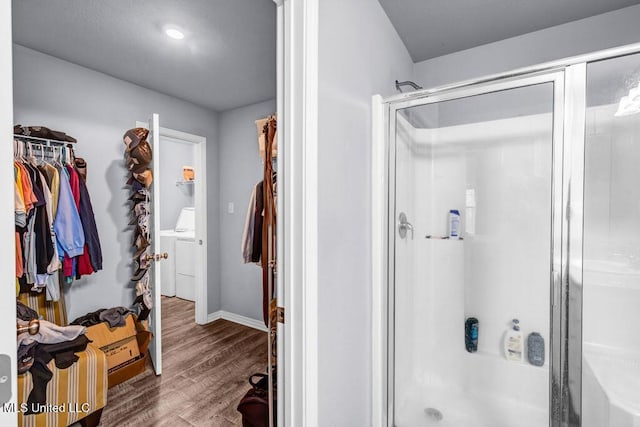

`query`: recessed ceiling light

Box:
[165,27,185,40]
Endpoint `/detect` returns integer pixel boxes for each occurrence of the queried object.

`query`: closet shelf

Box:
[176,180,195,186]
[13,134,76,146]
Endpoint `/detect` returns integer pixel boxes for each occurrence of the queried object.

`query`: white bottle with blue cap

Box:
[448,209,461,239]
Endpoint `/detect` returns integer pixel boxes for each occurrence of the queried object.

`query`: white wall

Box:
[316,0,413,424]
[218,99,275,322]
[12,44,221,320]
[413,4,640,89]
[159,136,195,230]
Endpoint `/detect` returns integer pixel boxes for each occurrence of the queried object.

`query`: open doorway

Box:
[9,1,279,426]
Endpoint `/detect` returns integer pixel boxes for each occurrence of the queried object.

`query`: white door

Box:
[137,114,163,375]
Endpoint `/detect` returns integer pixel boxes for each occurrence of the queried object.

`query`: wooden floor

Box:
[100,297,268,426]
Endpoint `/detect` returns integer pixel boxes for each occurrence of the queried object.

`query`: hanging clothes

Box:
[240,116,277,326]
[77,173,103,272]
[241,181,264,264]
[13,137,103,300]
[242,185,257,264]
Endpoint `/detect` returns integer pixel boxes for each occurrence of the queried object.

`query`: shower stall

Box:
[373,45,640,427]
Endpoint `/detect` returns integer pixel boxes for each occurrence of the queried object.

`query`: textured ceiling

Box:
[12,0,276,112]
[378,0,640,62]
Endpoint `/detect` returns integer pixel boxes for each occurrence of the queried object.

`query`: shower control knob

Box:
[398,212,414,240]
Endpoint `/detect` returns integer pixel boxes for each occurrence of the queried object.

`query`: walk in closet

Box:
[7,1,279,426]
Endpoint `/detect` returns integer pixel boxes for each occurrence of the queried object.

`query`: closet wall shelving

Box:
[13,134,77,161]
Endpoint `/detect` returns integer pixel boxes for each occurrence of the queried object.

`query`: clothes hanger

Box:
[53,146,62,167]
[38,144,46,166]
[27,142,37,166]
[17,140,26,163]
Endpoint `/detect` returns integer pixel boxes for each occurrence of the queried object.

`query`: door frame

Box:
[0,2,17,425]
[137,122,209,326]
[278,0,320,425]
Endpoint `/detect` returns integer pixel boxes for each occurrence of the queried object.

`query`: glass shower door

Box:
[582,53,640,427]
[389,79,562,427]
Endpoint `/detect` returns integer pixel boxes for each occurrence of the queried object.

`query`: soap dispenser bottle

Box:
[504,319,523,362]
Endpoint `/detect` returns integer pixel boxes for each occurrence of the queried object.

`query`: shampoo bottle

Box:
[465,317,479,353]
[504,319,523,362]
[448,210,461,239]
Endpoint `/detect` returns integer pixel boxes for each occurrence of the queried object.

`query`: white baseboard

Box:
[206,310,267,332]
[206,311,223,323]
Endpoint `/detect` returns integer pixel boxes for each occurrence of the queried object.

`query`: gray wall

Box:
[159,136,195,230]
[218,99,275,321]
[413,4,640,89]
[12,44,221,320]
[316,0,413,424]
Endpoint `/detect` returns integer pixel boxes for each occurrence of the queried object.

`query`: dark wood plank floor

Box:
[100,297,268,426]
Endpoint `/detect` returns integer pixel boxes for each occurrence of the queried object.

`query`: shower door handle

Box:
[398,212,414,240]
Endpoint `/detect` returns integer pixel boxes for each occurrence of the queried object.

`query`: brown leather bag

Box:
[237,373,275,427]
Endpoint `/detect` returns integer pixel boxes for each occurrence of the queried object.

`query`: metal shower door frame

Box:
[383,68,585,427]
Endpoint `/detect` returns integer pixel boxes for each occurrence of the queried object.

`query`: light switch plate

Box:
[0,354,11,404]
[227,202,235,214]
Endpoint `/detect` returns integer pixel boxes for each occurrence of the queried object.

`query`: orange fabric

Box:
[15,232,23,278]
[16,162,37,211]
[15,163,31,212]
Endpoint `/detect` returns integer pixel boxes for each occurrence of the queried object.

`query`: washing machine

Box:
[160,207,196,301]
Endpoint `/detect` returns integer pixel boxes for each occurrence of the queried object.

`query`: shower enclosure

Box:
[374,45,640,427]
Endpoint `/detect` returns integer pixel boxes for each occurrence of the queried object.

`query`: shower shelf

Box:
[470,350,549,370]
[424,236,464,241]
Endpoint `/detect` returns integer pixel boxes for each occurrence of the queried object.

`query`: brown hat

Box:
[133,169,153,188]
[126,140,152,172]
[132,234,150,250]
[132,201,150,218]
[133,242,150,259]
[123,128,149,150]
[127,139,152,161]
[128,189,148,201]
[126,157,149,174]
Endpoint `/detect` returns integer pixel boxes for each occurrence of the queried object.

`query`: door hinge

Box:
[277,306,285,324]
